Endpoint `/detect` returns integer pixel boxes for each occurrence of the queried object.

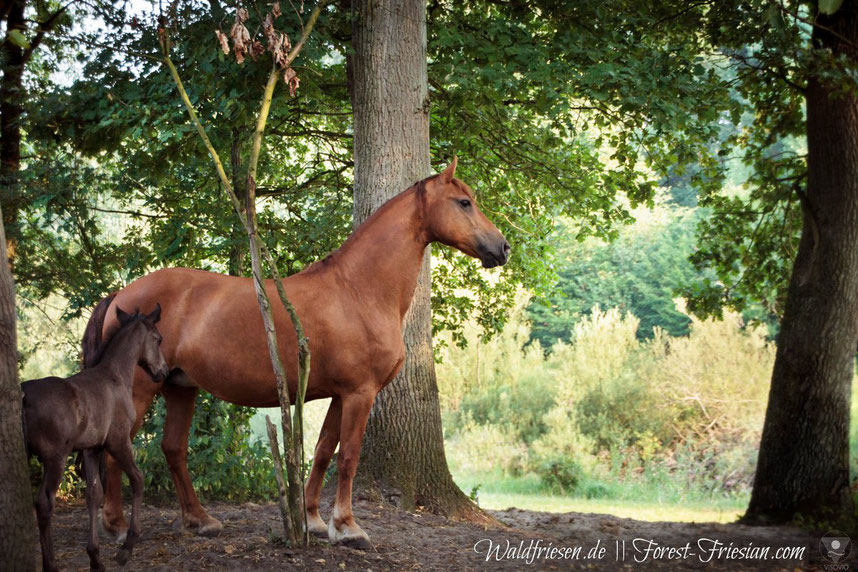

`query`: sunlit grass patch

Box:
[452,470,746,524]
[476,492,744,524]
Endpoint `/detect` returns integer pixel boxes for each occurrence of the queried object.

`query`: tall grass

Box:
[439,294,779,510]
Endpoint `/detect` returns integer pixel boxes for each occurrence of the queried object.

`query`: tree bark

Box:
[350,0,476,517]
[0,0,26,263]
[0,204,35,568]
[745,2,858,527]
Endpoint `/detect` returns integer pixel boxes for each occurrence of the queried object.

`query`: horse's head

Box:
[422,158,511,268]
[116,304,170,382]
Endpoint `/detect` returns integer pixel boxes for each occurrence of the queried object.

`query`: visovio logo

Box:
[819,530,851,569]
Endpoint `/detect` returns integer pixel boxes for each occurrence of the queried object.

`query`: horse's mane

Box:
[83,301,147,368]
[301,177,431,274]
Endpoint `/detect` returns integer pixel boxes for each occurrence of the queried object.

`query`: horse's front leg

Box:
[102,375,158,541]
[83,448,105,572]
[304,397,342,537]
[161,382,223,535]
[328,391,375,550]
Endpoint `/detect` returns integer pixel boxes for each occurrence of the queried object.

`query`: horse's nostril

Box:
[503,242,511,256]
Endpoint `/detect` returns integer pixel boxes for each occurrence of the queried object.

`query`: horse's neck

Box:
[332,190,428,321]
[98,328,141,383]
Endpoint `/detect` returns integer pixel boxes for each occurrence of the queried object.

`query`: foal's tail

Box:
[82,293,116,368]
[74,450,107,486]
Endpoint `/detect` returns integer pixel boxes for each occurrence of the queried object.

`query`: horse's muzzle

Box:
[479,239,511,268]
[145,364,170,383]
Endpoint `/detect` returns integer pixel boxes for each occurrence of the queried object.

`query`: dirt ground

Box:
[45,492,844,571]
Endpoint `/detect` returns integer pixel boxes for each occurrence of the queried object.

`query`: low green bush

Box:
[135,393,275,501]
[536,454,582,494]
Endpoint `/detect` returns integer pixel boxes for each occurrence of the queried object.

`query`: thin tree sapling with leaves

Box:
[159,0,331,547]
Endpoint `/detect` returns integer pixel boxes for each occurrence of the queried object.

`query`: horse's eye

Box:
[459,199,471,208]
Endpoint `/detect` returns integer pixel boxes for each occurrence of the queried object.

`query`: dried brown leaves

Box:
[215,3,300,95]
[229,8,252,64]
[214,29,230,55]
[284,67,299,96]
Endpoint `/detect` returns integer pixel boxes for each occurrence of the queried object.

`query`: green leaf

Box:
[7,29,30,49]
[819,0,844,15]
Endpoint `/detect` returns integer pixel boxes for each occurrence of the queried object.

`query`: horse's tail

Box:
[82,293,116,368]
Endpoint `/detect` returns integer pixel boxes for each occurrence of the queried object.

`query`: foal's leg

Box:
[304,397,342,536]
[329,392,375,549]
[102,376,159,540]
[35,454,65,572]
[83,448,105,572]
[108,439,144,565]
[161,383,222,535]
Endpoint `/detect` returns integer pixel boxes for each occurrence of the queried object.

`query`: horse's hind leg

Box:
[102,375,158,541]
[35,453,65,572]
[108,439,143,565]
[305,397,342,537]
[83,448,105,571]
[161,383,222,535]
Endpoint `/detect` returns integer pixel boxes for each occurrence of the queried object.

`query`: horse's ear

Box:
[148,303,162,324]
[116,306,132,325]
[440,156,458,183]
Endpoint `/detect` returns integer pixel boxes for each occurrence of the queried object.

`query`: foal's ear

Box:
[147,303,162,324]
[439,156,458,184]
[116,306,132,325]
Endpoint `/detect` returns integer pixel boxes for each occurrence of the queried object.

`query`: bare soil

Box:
[45,493,842,571]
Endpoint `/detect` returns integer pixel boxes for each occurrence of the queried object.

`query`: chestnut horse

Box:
[83,159,509,548]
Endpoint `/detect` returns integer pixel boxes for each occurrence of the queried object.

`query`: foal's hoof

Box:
[114,547,131,566]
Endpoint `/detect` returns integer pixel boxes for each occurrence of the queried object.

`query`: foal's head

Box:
[421,158,511,268]
[116,304,169,382]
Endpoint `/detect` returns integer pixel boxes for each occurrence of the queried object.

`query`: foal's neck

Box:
[97,326,142,383]
[333,188,428,321]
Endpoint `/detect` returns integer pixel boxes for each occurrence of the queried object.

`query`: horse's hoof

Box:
[197,516,224,537]
[98,513,127,544]
[306,511,328,539]
[329,517,372,551]
[334,535,373,551]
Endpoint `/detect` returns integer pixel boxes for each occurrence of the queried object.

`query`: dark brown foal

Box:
[22,305,168,572]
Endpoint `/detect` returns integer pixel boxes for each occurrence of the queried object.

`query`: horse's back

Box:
[103,266,402,404]
[106,268,294,405]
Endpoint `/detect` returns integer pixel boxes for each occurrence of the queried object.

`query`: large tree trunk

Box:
[0,0,26,263]
[745,2,858,526]
[350,0,475,516]
[0,204,34,568]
